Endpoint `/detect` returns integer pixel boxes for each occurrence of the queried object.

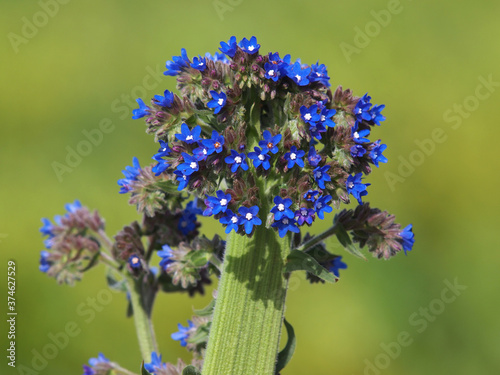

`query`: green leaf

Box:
[284,250,337,283]
[193,299,216,317]
[275,319,296,374]
[182,365,201,375]
[141,361,151,375]
[335,223,366,260]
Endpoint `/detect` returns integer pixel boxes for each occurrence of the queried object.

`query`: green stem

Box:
[126,276,158,362]
[295,224,338,252]
[202,226,291,375]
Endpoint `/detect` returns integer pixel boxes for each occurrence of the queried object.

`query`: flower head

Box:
[39,250,51,273]
[219,36,237,57]
[370,140,388,167]
[132,98,150,119]
[207,91,227,114]
[271,196,294,221]
[175,123,201,144]
[284,146,305,169]
[171,320,195,347]
[219,209,240,234]
[313,165,331,189]
[158,245,173,270]
[164,48,190,76]
[237,206,262,234]
[144,352,166,374]
[153,89,174,108]
[259,130,282,154]
[248,147,271,170]
[239,36,260,54]
[314,195,333,220]
[117,157,141,193]
[225,150,249,173]
[190,55,207,71]
[271,217,299,238]
[327,256,347,277]
[204,190,231,216]
[286,61,311,86]
[346,173,370,205]
[399,224,415,254]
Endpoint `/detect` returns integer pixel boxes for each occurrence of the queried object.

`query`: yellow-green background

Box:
[1,0,499,374]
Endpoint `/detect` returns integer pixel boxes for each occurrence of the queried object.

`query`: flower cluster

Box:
[130,36,400,242]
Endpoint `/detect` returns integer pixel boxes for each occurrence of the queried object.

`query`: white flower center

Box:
[268,69,275,76]
[235,156,242,164]
[304,113,311,121]
[278,203,285,211]
[231,216,238,224]
[295,74,301,82]
[217,98,224,105]
[290,153,296,160]
[186,135,194,141]
[258,154,265,161]
[220,199,228,206]
[321,115,326,122]
[354,132,359,139]
[317,203,323,209]
[203,149,207,155]
[190,162,197,169]
[162,148,167,152]
[283,218,289,224]
[181,221,187,227]
[245,213,253,220]
[348,182,354,189]
[315,171,322,178]
[301,208,307,216]
[248,45,255,51]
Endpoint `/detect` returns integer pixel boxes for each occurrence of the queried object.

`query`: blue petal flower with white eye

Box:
[264,61,282,81]
[174,170,190,191]
[294,207,315,226]
[309,122,327,140]
[237,206,262,234]
[248,147,271,170]
[155,140,171,158]
[157,245,173,270]
[171,321,195,347]
[370,104,386,125]
[201,130,225,155]
[207,91,227,114]
[352,123,371,143]
[177,153,199,175]
[308,146,322,167]
[370,140,388,167]
[190,55,207,71]
[313,165,331,189]
[309,61,331,87]
[350,144,367,158]
[284,146,305,169]
[132,98,150,119]
[238,36,260,54]
[300,105,321,125]
[286,61,311,86]
[319,107,336,128]
[399,224,415,255]
[258,130,282,154]
[225,150,249,173]
[354,93,373,122]
[314,195,333,220]
[175,123,202,144]
[271,217,299,238]
[303,190,319,202]
[271,196,294,221]
[219,209,240,234]
[193,144,209,161]
[204,190,231,216]
[144,352,166,374]
[219,36,237,57]
[128,254,141,269]
[39,250,51,273]
[164,48,190,76]
[118,157,141,193]
[153,90,174,108]
[346,173,371,205]
[327,256,347,277]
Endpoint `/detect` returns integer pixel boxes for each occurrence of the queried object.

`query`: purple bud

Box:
[255,55,263,63]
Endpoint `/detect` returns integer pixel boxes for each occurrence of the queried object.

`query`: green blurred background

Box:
[1,0,499,374]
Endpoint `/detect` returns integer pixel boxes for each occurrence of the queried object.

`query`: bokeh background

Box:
[1,0,499,374]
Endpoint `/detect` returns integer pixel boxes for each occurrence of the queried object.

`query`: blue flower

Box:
[39,251,51,273]
[370,140,388,167]
[399,224,415,255]
[309,122,327,140]
[352,123,371,143]
[350,144,367,158]
[184,199,203,216]
[164,48,190,76]
[155,140,171,158]
[314,195,333,220]
[178,153,199,175]
[327,256,347,278]
[40,218,55,237]
[82,365,94,375]
[65,200,82,214]
[248,147,271,170]
[303,190,319,202]
[204,190,231,216]
[300,105,321,125]
[259,130,282,154]
[272,217,299,238]
[354,93,373,122]
[286,61,311,86]
[225,150,249,173]
[319,107,336,128]
[219,36,238,57]
[205,52,230,64]
[193,144,209,161]
[151,141,171,175]
[175,123,201,144]
[88,353,109,367]
[370,104,386,125]
[346,173,370,205]
[238,206,262,234]
[239,36,260,54]
[117,157,141,193]
[153,90,174,108]
[207,91,227,114]
[144,352,166,373]
[128,254,141,269]
[190,55,207,71]
[309,62,330,87]
[284,146,305,169]
[219,210,240,234]
[271,196,294,221]
[308,146,322,167]
[313,165,331,189]
[264,62,282,81]
[174,170,190,191]
[178,213,197,236]
[294,207,315,226]
[132,98,150,120]
[201,130,225,155]
[158,245,173,270]
[171,321,195,347]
